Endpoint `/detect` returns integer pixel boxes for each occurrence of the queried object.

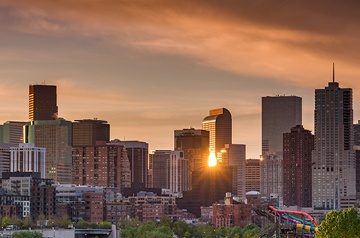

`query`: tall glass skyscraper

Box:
[312,79,355,210]
[202,108,232,162]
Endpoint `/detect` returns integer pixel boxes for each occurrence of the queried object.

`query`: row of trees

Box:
[121,207,360,238]
[120,217,261,238]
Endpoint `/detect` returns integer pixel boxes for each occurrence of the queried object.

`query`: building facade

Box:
[221,144,246,198]
[261,95,302,197]
[72,119,110,147]
[174,128,209,190]
[283,125,314,208]
[0,121,26,144]
[202,108,232,161]
[150,150,188,195]
[24,119,73,184]
[212,193,252,228]
[72,143,131,191]
[110,140,149,189]
[29,84,58,121]
[312,80,356,210]
[245,159,260,193]
[10,143,46,178]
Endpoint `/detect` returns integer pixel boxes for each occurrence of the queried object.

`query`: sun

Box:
[208,151,217,167]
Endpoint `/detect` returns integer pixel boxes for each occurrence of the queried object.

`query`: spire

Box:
[333,63,335,83]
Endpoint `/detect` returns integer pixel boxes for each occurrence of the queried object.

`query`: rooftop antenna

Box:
[332,63,335,83]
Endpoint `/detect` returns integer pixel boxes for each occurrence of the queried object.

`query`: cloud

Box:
[2,0,360,90]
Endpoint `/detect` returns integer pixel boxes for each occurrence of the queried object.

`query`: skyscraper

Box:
[353,121,360,195]
[261,95,302,197]
[202,108,232,161]
[245,159,260,193]
[283,125,314,208]
[0,121,26,144]
[29,85,58,121]
[312,76,356,210]
[109,140,148,189]
[72,119,110,147]
[174,128,209,189]
[72,142,131,191]
[24,119,73,184]
[221,144,246,198]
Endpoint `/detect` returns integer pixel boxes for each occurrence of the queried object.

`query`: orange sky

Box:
[1,0,360,158]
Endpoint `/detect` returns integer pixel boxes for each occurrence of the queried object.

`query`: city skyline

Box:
[1,1,360,159]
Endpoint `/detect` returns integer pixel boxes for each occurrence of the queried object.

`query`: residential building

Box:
[0,172,55,220]
[72,142,131,191]
[283,125,314,208]
[54,184,104,222]
[212,192,252,228]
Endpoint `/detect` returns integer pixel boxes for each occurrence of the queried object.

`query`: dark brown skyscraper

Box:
[29,85,58,121]
[283,125,314,208]
[174,128,209,190]
[72,119,110,147]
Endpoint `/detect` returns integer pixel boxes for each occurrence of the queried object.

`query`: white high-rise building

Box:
[312,77,356,210]
[10,143,46,178]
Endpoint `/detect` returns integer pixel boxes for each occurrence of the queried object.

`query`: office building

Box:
[29,84,58,121]
[0,144,15,178]
[221,144,246,198]
[261,95,302,197]
[245,159,260,193]
[312,77,356,210]
[24,119,73,184]
[150,150,188,195]
[10,143,46,178]
[72,119,110,147]
[174,128,209,190]
[177,165,233,217]
[110,140,148,189]
[283,125,314,208]
[202,108,232,161]
[0,121,26,144]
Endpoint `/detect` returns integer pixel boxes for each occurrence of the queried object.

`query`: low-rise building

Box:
[212,193,252,228]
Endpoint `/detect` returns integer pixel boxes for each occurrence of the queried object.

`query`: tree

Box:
[2,217,11,227]
[243,224,261,238]
[316,206,360,238]
[173,220,192,238]
[99,221,112,229]
[76,219,88,229]
[12,231,43,238]
[56,214,72,228]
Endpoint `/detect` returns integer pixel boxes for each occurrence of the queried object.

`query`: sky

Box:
[1,0,360,159]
